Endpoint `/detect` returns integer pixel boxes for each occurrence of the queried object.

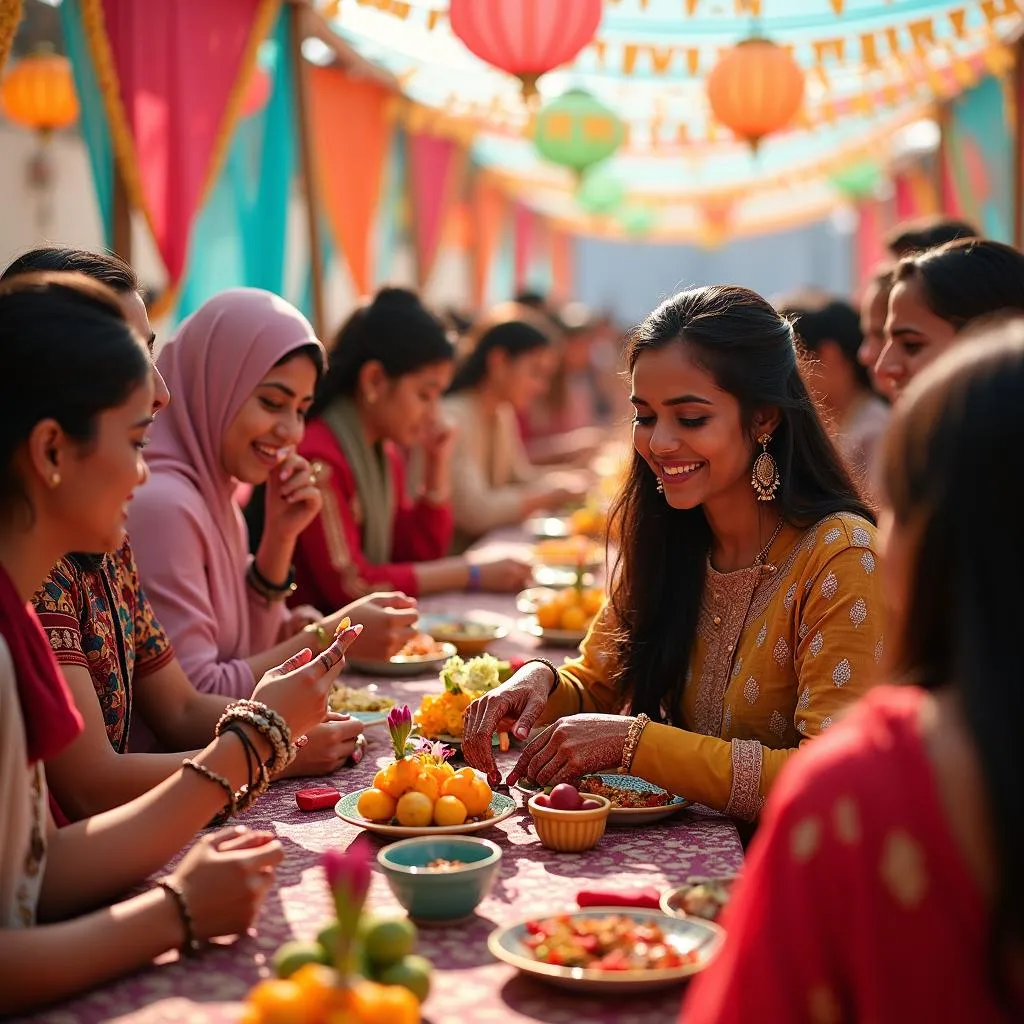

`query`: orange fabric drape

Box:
[470,177,507,310]
[308,67,392,297]
[550,227,575,302]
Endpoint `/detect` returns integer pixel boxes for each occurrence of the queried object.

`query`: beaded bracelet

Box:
[222,723,271,813]
[182,758,237,817]
[215,700,295,772]
[245,561,297,603]
[620,713,651,773]
[157,877,202,956]
[522,657,561,695]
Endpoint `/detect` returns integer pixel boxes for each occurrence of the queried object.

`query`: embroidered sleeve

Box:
[31,560,88,669]
[724,738,764,820]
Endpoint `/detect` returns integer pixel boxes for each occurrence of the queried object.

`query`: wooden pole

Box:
[112,161,132,265]
[289,0,326,340]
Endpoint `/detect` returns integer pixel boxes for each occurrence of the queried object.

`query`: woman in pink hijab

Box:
[129,289,416,702]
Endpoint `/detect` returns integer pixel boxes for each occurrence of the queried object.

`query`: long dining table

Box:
[23,531,744,1024]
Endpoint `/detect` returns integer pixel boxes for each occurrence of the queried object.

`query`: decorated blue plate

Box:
[335,789,517,839]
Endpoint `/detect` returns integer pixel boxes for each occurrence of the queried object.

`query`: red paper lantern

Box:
[450,0,603,99]
[707,38,805,149]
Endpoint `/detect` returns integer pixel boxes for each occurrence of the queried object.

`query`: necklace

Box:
[753,517,786,574]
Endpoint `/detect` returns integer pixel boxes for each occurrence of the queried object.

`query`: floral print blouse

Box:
[33,537,175,753]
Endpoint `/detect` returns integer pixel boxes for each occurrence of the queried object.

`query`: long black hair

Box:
[608,285,873,723]
[0,273,149,525]
[309,287,453,418]
[880,317,1024,999]
[448,303,552,393]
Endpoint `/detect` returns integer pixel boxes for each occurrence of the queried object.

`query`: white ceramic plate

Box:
[517,616,586,648]
[488,908,724,993]
[348,710,390,728]
[515,774,689,826]
[347,641,458,678]
[335,789,517,838]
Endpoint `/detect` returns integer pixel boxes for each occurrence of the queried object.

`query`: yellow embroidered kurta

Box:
[542,513,884,820]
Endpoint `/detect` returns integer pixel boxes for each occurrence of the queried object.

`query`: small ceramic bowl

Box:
[426,619,509,657]
[660,874,739,922]
[377,836,502,925]
[527,793,612,852]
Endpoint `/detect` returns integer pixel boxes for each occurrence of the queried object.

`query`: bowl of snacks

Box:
[347,634,457,678]
[660,875,738,923]
[420,615,509,657]
[488,908,724,993]
[377,836,502,925]
[527,784,611,852]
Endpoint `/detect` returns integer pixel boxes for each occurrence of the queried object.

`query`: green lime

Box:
[359,914,417,968]
[378,954,432,1002]
[315,920,342,961]
[273,939,328,978]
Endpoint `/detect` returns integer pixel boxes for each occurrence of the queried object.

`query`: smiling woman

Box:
[462,285,883,822]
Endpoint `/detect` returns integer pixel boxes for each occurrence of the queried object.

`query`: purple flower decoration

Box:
[387,704,414,760]
[321,841,372,975]
[415,736,454,763]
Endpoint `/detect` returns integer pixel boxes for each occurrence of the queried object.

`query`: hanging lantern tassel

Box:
[707,37,805,151]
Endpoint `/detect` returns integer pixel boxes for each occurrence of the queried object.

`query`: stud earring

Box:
[50,472,61,488]
[751,434,780,502]
[655,477,664,495]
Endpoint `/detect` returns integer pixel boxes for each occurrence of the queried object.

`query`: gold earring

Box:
[50,472,61,488]
[655,477,664,495]
[751,433,780,502]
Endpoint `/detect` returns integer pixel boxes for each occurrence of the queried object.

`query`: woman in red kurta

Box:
[684,323,1024,1022]
[293,289,532,611]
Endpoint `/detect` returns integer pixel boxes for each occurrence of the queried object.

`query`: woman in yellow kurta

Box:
[462,285,883,820]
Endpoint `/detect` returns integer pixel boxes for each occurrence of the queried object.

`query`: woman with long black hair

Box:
[463,285,884,820]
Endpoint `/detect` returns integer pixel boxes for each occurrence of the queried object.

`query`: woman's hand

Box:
[325,592,419,662]
[167,826,284,943]
[278,604,323,641]
[506,714,631,788]
[470,555,534,593]
[262,449,323,544]
[461,663,554,784]
[251,624,360,738]
[421,413,456,468]
[282,713,365,777]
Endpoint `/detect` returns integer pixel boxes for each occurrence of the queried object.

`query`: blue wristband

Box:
[467,564,482,591]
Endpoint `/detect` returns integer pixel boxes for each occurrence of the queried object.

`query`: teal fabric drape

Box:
[487,219,515,306]
[375,128,408,284]
[174,6,297,322]
[60,0,113,246]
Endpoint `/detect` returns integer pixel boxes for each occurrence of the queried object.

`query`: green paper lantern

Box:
[829,160,883,201]
[533,89,625,176]
[619,205,656,236]
[576,169,625,214]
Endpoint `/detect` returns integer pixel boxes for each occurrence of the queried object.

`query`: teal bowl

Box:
[377,836,502,925]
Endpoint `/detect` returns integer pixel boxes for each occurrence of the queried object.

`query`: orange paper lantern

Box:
[707,38,804,149]
[1,50,78,134]
[450,0,602,99]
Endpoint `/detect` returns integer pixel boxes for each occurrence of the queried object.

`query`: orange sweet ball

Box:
[357,788,397,822]
[433,794,468,826]
[352,980,420,1024]
[245,979,307,1023]
[410,771,441,803]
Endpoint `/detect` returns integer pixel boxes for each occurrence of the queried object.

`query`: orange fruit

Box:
[390,758,421,795]
[246,979,308,1023]
[395,791,434,827]
[357,788,397,822]
[464,777,493,818]
[289,964,338,1019]
[351,980,420,1024]
[582,589,604,616]
[455,766,478,781]
[536,602,563,630]
[410,771,440,803]
[440,773,475,808]
[433,794,468,826]
[560,605,589,632]
[374,765,403,800]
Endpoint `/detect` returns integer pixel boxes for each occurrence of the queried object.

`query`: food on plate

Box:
[425,858,467,871]
[535,536,603,568]
[414,655,513,739]
[355,706,494,827]
[675,878,735,922]
[522,914,697,971]
[534,585,604,633]
[431,620,498,638]
[532,783,603,812]
[328,684,396,714]
[578,775,673,809]
[569,506,607,539]
[397,633,448,659]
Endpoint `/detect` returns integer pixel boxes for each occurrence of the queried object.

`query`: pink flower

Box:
[321,841,372,974]
[387,704,414,760]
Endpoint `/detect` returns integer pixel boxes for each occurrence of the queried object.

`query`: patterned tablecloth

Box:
[25,536,744,1024]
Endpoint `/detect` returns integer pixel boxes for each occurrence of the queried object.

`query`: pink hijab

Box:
[129,290,324,686]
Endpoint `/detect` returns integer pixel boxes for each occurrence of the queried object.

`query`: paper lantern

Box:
[829,160,883,200]
[707,38,804,149]
[1,50,78,134]
[576,169,624,214]
[450,0,602,100]
[534,89,625,177]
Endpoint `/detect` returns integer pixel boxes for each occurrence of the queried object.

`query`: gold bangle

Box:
[620,713,651,773]
[182,758,236,816]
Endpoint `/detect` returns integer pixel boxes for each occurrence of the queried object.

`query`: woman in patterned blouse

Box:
[463,285,883,821]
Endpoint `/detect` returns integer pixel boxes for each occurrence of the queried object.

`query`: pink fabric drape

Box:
[407,132,465,289]
[855,200,887,289]
[83,0,278,296]
[550,228,575,302]
[513,202,536,292]
[470,177,507,310]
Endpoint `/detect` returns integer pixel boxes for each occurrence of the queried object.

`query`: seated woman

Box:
[445,304,593,547]
[780,297,889,494]
[463,286,884,821]
[0,272,353,1014]
[291,288,532,610]
[876,237,1024,400]
[1,250,368,819]
[683,319,1024,1021]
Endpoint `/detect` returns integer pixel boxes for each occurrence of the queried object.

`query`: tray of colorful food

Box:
[660,875,738,923]
[418,614,509,656]
[517,773,688,825]
[327,684,396,726]
[488,909,724,993]
[516,584,604,646]
[337,707,516,838]
[347,633,456,678]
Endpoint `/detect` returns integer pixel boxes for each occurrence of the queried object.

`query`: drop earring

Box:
[655,476,664,495]
[49,472,61,488]
[751,434,780,502]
